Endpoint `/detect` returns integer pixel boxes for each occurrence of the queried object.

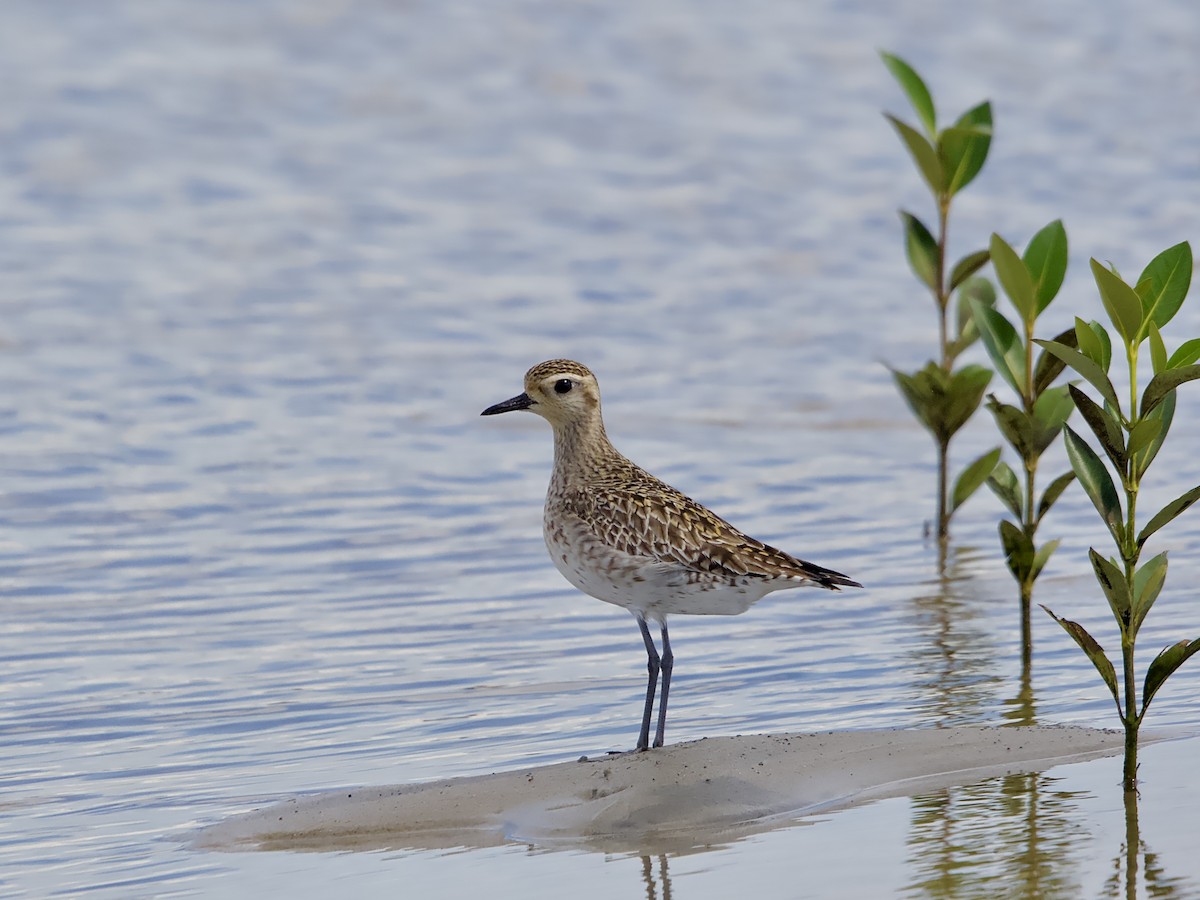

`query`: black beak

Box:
[481,392,534,416]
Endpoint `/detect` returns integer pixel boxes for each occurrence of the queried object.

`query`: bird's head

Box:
[481,359,602,430]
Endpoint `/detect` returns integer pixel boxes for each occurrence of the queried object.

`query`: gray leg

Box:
[653,622,673,749]
[636,616,660,751]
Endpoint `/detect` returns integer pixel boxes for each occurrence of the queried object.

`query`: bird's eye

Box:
[554,379,573,394]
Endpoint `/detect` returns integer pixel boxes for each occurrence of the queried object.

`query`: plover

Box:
[482,359,861,750]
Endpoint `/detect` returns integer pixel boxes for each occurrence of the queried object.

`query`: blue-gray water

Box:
[2,1,1199,897]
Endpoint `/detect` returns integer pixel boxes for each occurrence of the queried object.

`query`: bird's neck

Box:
[550,414,613,489]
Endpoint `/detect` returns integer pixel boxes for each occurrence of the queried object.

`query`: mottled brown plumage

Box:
[482,359,860,749]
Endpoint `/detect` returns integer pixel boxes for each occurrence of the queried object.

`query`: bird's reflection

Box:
[640,854,672,900]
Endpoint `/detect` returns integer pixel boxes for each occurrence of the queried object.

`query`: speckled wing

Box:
[571,464,860,591]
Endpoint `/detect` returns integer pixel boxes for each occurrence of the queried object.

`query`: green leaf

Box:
[1148,321,1168,374]
[949,250,991,292]
[1166,337,1200,369]
[1091,258,1144,345]
[944,365,994,437]
[900,212,939,292]
[1136,241,1193,333]
[1141,364,1200,417]
[1030,384,1074,456]
[885,114,945,193]
[1036,470,1076,525]
[987,460,1024,520]
[1089,322,1113,371]
[1137,484,1200,548]
[951,446,1002,513]
[1042,606,1121,713]
[892,365,936,434]
[1067,384,1126,472]
[955,98,993,131]
[1064,425,1124,545]
[939,106,992,195]
[950,277,995,356]
[1080,321,1113,374]
[1133,390,1175,478]
[957,274,995,311]
[880,52,936,136]
[987,396,1034,459]
[1089,547,1131,626]
[1035,339,1122,412]
[1074,317,1111,372]
[971,300,1026,396]
[1031,538,1060,581]
[991,233,1037,323]
[999,519,1035,581]
[1125,414,1161,460]
[1032,326,1078,396]
[1131,552,1168,633]
[1143,638,1200,714]
[891,362,992,445]
[1024,219,1068,313]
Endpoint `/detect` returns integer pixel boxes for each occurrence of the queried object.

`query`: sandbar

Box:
[195,725,1124,854]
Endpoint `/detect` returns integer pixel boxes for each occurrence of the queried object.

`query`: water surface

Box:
[2,1,1200,897]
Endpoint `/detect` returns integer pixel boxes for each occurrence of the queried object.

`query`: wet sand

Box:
[196,725,1125,854]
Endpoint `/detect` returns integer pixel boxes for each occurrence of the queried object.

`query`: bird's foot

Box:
[577,749,632,762]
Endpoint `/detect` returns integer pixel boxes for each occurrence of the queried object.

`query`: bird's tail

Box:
[801,560,862,591]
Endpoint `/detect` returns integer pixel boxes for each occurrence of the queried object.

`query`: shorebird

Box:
[482,359,861,750]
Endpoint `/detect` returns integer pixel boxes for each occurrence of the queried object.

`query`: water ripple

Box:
[2,0,1200,896]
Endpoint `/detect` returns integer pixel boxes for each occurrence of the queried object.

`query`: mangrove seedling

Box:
[1036,239,1200,789]
[970,221,1076,667]
[882,51,1000,546]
